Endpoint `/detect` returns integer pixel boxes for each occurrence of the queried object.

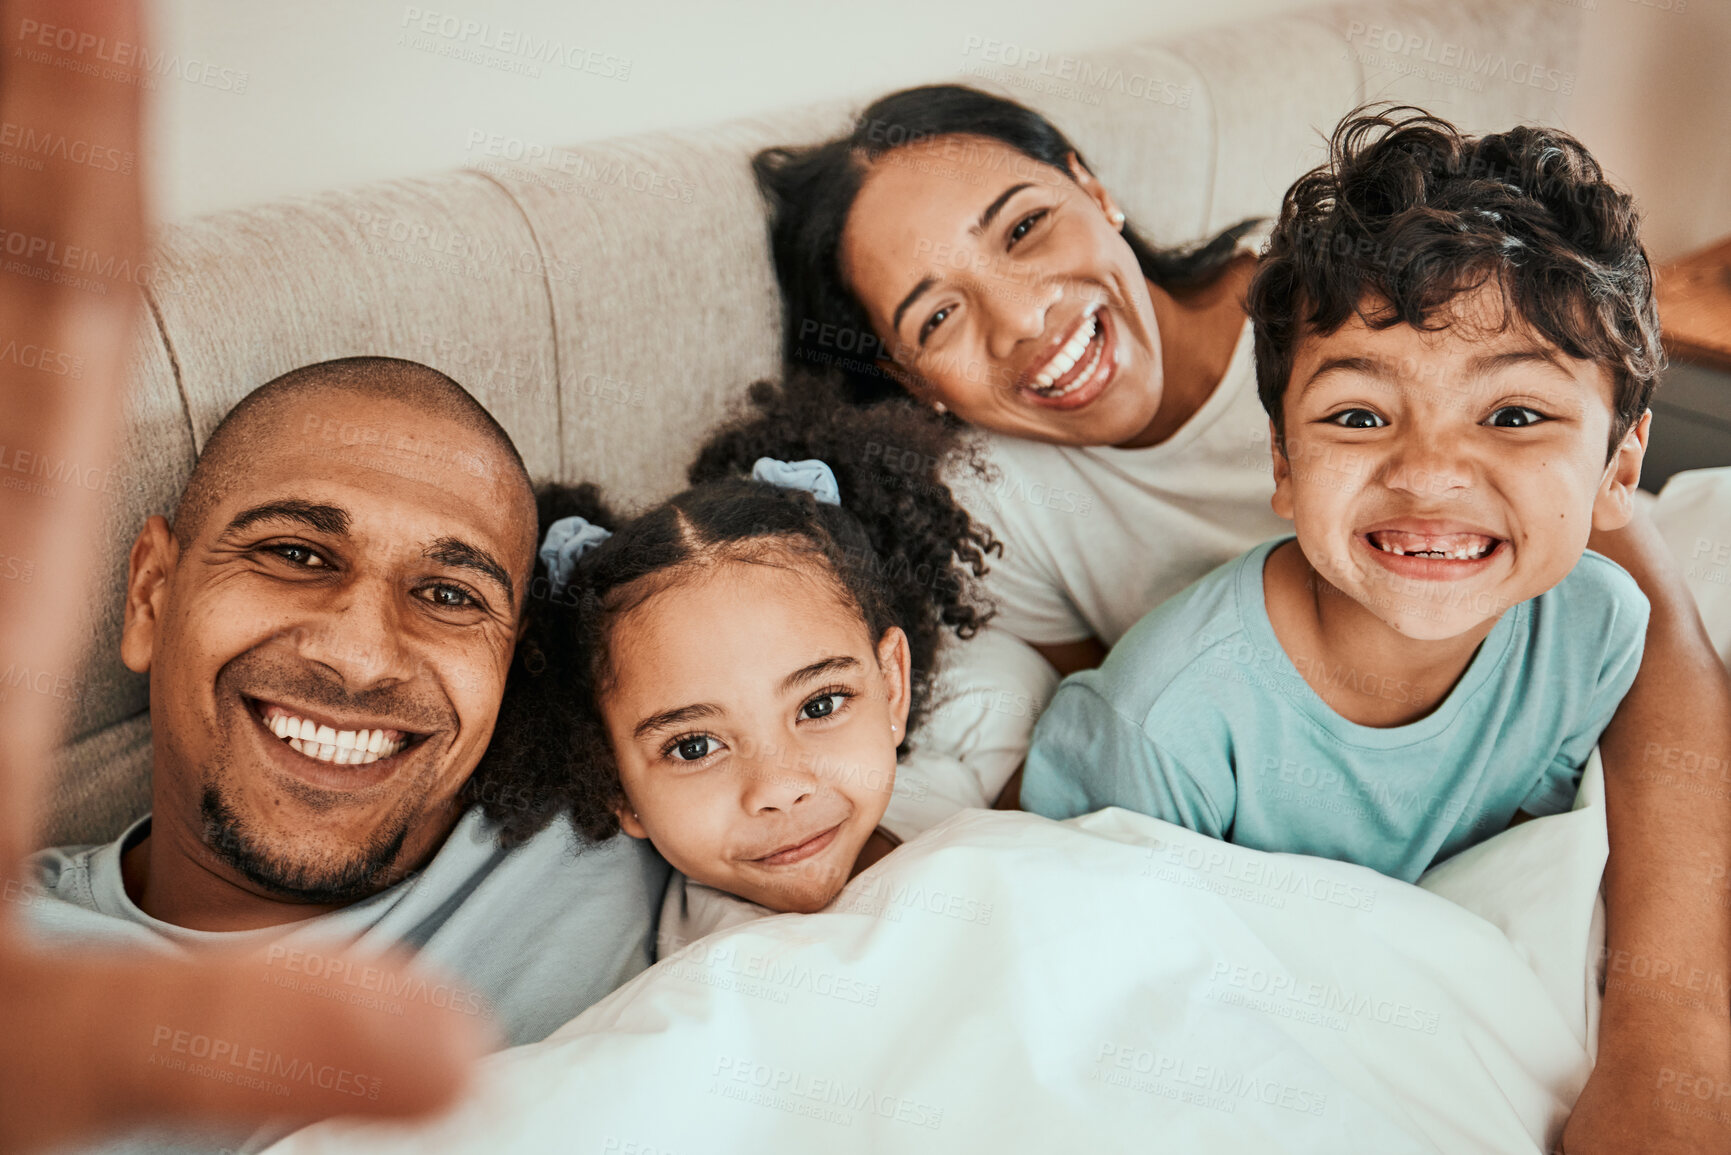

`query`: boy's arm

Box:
[1563,510,1731,1154]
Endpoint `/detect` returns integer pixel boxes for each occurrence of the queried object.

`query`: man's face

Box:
[1271,284,1647,641]
[123,389,534,903]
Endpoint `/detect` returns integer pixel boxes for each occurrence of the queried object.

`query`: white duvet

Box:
[270,758,1607,1155]
[271,467,1731,1155]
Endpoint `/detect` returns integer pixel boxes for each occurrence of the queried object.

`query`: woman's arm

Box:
[990,638,1105,811]
[1563,509,1731,1154]
[1032,638,1108,677]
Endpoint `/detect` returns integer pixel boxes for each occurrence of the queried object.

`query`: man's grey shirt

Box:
[20,807,670,1152]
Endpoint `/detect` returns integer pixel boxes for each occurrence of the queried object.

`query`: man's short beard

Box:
[199,784,415,904]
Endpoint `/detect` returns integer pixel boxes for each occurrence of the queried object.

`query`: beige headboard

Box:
[42,0,1582,846]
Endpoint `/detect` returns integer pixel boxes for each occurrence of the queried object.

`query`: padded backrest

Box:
[40,0,1582,846]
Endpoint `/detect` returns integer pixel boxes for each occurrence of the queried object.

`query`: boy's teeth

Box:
[1033,312,1099,389]
[1369,531,1495,560]
[258,704,406,768]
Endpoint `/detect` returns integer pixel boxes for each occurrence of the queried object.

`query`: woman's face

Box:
[601,556,909,914]
[840,134,1165,446]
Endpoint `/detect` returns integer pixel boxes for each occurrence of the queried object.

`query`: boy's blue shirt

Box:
[1021,538,1649,883]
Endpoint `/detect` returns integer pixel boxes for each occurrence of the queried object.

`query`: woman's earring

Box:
[1109,209,1126,228]
[933,401,948,415]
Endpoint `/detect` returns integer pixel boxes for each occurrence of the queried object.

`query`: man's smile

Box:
[242,694,437,792]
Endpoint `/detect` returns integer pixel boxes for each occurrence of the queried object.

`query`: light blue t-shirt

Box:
[1022,539,1649,882]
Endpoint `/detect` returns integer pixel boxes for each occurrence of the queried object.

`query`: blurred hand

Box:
[0,1,483,1150]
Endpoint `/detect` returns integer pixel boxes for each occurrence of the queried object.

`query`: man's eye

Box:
[1007,209,1047,247]
[271,544,328,568]
[668,735,718,762]
[1486,405,1546,428]
[422,583,477,609]
[1326,409,1386,429]
[920,305,953,345]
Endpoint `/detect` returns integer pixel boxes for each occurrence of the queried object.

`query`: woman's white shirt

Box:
[881,318,1288,841]
[958,318,1288,648]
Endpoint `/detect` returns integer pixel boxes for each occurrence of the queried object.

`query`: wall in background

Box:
[142,0,1727,260]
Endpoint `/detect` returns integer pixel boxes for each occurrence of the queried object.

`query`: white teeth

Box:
[260,705,409,767]
[1032,310,1100,389]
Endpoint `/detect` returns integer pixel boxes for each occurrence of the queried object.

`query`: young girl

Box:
[490,378,997,936]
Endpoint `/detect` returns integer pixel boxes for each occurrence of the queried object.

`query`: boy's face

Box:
[1270,284,1648,641]
[601,556,909,914]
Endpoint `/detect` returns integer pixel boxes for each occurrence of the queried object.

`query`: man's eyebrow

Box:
[633,702,721,741]
[779,655,860,695]
[223,500,350,538]
[424,537,515,604]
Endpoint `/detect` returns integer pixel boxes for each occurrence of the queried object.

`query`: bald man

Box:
[21,357,668,1152]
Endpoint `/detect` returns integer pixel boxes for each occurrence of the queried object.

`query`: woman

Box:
[755,85,1280,676]
[751,84,1731,1152]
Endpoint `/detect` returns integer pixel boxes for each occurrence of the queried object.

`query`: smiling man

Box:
[23,358,668,1072]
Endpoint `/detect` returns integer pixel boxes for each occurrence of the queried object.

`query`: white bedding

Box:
[268,468,1731,1155]
[270,763,1607,1155]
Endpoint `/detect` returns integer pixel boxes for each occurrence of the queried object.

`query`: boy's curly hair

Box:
[1247,104,1662,456]
[471,373,1000,845]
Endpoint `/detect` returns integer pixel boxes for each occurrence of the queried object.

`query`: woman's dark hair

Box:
[475,373,1000,844]
[1247,104,1662,456]
[754,83,1261,406]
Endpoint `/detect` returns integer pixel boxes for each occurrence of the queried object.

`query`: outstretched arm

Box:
[0,2,482,1149]
[1564,508,1731,1153]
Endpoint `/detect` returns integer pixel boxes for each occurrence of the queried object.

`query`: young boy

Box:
[1019,106,1659,882]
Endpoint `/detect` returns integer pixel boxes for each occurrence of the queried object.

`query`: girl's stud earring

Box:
[933,401,948,415]
[1110,209,1126,226]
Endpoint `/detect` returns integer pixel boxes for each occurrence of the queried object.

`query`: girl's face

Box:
[840,134,1165,447]
[601,556,910,913]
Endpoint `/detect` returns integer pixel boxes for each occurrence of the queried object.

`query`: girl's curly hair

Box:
[471,373,1000,845]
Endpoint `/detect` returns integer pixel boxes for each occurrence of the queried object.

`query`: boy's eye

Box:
[1326,408,1386,429]
[1486,405,1546,428]
[668,735,719,762]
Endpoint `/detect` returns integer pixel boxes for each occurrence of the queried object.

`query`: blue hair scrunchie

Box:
[751,457,841,506]
[539,515,611,596]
